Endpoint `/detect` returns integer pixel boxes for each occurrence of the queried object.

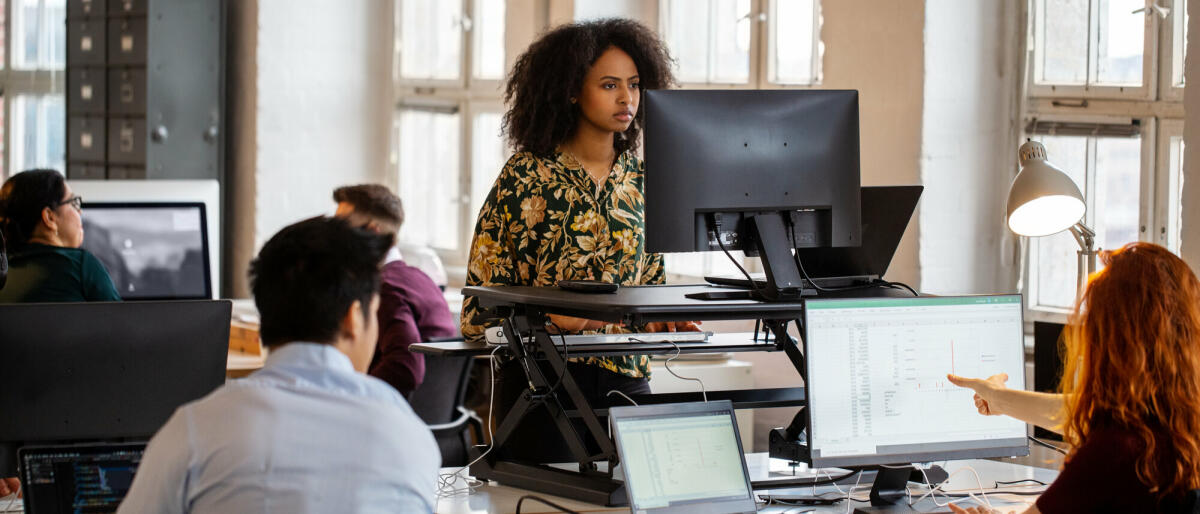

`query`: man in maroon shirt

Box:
[333,184,458,396]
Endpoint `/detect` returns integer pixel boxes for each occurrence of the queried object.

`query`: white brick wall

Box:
[228,0,392,296]
[918,0,1021,295]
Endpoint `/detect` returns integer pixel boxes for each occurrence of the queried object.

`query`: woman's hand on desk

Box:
[0,477,19,497]
[645,321,702,333]
[949,503,1035,514]
[546,314,612,332]
[947,373,1011,416]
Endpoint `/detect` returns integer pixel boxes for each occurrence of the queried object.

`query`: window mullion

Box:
[460,100,473,255]
[1086,0,1097,89]
[1138,118,1157,243]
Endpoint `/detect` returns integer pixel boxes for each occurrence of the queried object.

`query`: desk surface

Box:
[466,284,809,324]
[411,332,782,358]
[435,455,1056,513]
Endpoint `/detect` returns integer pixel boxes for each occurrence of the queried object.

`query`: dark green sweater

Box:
[0,243,121,303]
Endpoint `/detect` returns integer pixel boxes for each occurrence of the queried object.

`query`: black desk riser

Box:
[417,283,910,506]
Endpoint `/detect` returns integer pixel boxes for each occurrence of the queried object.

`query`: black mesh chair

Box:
[0,229,8,291]
[407,339,481,467]
[1184,489,1200,513]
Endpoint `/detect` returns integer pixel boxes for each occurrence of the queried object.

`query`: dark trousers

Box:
[495,359,650,463]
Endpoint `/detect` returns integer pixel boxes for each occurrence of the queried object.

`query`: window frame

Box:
[390,0,508,269]
[658,0,822,90]
[1027,0,1160,101]
[1155,118,1184,251]
[0,0,67,180]
[1021,0,1184,323]
[1160,0,1186,101]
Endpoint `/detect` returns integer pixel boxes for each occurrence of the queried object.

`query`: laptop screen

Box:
[19,443,146,513]
[610,401,755,513]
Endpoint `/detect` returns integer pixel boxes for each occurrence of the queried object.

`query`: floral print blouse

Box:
[461,149,665,378]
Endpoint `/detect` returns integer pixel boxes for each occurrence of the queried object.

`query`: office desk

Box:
[447,284,911,504]
[435,455,1057,513]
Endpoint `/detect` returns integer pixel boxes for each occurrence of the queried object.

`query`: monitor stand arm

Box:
[749,213,816,301]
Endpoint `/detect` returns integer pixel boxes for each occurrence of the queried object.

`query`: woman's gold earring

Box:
[570,97,576,104]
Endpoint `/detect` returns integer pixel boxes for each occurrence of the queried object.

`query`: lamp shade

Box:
[1006,140,1085,237]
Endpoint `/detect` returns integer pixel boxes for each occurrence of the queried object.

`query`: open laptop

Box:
[18,442,146,513]
[609,400,756,514]
[706,185,923,288]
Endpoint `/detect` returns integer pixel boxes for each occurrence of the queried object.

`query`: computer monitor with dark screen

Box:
[19,443,146,513]
[643,90,861,300]
[80,202,211,300]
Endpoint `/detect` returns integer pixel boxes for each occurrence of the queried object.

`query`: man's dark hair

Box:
[0,169,67,252]
[503,18,676,157]
[249,216,393,347]
[333,184,404,228]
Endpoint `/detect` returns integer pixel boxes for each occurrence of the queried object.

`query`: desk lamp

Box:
[1007,139,1096,297]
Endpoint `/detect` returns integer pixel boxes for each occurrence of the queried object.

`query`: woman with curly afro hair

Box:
[461,18,697,462]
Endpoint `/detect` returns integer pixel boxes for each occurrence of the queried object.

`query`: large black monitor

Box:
[802,295,1029,506]
[644,90,861,300]
[0,300,231,477]
[80,202,211,300]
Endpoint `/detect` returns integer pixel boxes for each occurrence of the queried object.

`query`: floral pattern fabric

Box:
[461,149,665,378]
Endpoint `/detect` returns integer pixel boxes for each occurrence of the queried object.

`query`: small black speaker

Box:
[1033,321,1066,441]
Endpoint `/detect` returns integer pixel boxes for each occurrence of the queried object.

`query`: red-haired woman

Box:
[949,242,1200,513]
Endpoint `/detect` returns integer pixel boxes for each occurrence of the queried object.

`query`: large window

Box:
[660,0,820,88]
[1023,0,1184,317]
[393,0,507,264]
[0,0,67,179]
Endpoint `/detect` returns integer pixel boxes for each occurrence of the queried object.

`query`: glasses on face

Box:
[56,195,83,212]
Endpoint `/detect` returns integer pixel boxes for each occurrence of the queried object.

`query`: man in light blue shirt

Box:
[118,217,441,513]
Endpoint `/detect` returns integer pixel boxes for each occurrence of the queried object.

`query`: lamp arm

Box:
[1068,222,1098,274]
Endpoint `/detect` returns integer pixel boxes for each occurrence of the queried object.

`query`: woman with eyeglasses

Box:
[0,169,120,303]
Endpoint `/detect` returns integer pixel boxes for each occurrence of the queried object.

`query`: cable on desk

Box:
[435,344,503,498]
[606,390,638,406]
[657,339,707,402]
[994,479,1048,488]
[714,231,767,299]
[1028,435,1067,455]
[514,494,581,514]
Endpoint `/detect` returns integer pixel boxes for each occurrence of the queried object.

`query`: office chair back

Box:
[0,229,7,290]
[407,347,480,466]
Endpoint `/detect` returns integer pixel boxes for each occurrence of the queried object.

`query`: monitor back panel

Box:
[643,89,861,253]
[20,442,145,514]
[803,295,1028,468]
[0,300,230,442]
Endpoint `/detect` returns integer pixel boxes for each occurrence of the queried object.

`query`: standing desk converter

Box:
[413,283,912,506]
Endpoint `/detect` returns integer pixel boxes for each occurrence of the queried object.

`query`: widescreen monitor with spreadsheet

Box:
[609,400,756,514]
[802,295,1029,468]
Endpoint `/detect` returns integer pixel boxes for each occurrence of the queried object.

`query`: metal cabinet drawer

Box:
[68,0,106,18]
[107,0,148,16]
[108,18,147,65]
[68,68,106,115]
[108,68,146,115]
[68,117,106,162]
[107,118,146,165]
[68,20,106,65]
[107,166,146,179]
[67,163,106,180]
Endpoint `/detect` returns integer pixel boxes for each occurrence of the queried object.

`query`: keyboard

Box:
[0,496,21,513]
[485,326,712,346]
